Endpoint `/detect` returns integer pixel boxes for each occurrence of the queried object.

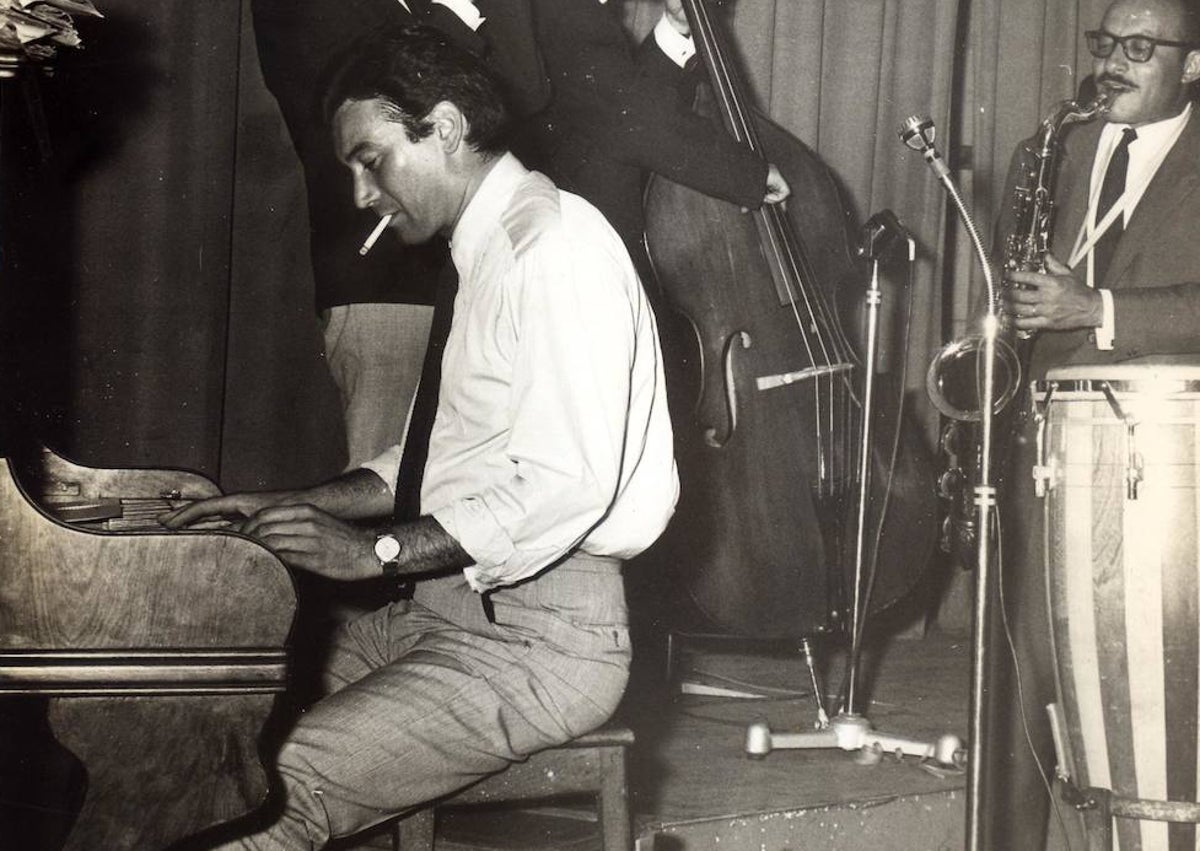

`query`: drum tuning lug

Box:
[1126,434,1142,501]
[1033,460,1056,498]
[1127,461,1143,501]
[1033,466,1047,497]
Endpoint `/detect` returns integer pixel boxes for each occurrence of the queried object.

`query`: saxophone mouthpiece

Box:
[898,115,936,152]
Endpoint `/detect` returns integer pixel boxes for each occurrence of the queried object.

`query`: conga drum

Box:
[1037,364,1200,850]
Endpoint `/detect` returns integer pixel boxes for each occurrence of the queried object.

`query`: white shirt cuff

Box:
[654,13,695,68]
[360,444,403,495]
[1096,288,1115,350]
[432,0,485,31]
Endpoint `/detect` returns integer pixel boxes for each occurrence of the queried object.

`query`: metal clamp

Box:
[1098,381,1142,500]
[1032,382,1057,497]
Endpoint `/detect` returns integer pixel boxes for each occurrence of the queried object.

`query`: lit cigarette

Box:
[358,214,393,256]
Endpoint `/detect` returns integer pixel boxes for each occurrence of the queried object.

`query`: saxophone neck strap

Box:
[1067,114,1189,278]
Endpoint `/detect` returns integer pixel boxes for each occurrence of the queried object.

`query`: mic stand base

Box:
[745,712,965,767]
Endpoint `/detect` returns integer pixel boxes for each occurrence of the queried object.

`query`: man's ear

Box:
[1182,48,1200,85]
[427,101,468,153]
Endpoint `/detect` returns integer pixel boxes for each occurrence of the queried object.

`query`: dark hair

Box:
[320,23,511,155]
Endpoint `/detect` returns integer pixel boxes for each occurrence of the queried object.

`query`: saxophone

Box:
[931,92,1109,565]
[927,91,1110,422]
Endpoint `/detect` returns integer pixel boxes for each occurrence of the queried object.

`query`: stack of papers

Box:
[1,0,102,77]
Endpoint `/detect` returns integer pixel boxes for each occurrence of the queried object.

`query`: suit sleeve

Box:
[1109,285,1200,358]
[530,0,767,210]
[473,0,551,116]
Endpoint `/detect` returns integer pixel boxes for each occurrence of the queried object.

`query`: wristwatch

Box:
[373,532,403,579]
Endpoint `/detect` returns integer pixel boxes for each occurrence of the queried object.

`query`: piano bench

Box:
[392,722,634,851]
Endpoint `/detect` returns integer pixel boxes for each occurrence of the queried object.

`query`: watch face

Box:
[374,534,402,562]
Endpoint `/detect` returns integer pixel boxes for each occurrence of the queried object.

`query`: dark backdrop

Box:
[1,0,344,490]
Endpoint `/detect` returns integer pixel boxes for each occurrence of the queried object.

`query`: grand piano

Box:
[0,442,296,850]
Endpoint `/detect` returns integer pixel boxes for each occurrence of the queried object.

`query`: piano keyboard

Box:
[44,497,232,531]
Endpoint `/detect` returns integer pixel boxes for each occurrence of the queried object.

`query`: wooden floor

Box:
[427,628,972,851]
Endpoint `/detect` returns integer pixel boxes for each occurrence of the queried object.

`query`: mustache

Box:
[1097,73,1137,89]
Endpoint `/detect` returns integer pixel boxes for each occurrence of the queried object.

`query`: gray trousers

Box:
[217,553,630,850]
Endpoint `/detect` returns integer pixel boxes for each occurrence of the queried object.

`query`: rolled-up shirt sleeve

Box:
[360,444,402,494]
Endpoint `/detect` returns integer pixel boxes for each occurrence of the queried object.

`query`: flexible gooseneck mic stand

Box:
[744,209,964,771]
[899,114,1002,851]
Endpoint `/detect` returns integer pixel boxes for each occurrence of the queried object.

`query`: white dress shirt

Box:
[394,0,485,30]
[365,154,678,591]
[653,13,696,68]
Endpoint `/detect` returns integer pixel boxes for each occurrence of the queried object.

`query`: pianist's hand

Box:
[164,497,378,576]
[238,504,378,578]
[160,491,298,530]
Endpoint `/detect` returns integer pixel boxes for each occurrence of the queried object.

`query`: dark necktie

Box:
[394,260,459,521]
[1092,126,1137,286]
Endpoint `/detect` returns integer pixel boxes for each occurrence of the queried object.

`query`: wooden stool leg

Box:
[598,745,631,851]
[393,808,435,851]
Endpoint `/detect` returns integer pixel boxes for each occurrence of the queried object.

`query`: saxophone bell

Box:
[925,333,1023,422]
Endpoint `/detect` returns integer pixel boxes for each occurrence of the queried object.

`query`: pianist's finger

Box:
[160,494,259,529]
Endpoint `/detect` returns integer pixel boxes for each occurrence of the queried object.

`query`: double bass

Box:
[643,0,938,640]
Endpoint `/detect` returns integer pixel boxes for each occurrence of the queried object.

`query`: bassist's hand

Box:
[764,163,791,206]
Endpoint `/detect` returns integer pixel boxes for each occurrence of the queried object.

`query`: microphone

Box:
[898,111,996,307]
[898,115,950,181]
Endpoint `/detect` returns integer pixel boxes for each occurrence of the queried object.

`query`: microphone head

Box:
[898,115,936,151]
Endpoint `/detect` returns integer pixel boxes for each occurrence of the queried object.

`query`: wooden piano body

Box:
[0,444,296,850]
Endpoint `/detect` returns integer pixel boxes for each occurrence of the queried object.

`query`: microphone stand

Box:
[900,115,1001,851]
[744,210,964,772]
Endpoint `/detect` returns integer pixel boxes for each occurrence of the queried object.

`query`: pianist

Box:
[163,24,676,850]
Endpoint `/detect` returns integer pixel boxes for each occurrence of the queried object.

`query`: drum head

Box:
[1035,363,1200,396]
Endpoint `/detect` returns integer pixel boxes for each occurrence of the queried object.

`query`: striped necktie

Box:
[1092,127,1137,286]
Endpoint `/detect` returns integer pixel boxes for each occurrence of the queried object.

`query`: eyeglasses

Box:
[1085,29,1197,63]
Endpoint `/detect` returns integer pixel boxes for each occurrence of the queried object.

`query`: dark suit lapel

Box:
[1105,111,1200,288]
[1050,120,1103,268]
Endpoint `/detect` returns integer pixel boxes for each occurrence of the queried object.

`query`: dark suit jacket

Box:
[252,0,768,309]
[513,0,766,251]
[1001,110,1200,378]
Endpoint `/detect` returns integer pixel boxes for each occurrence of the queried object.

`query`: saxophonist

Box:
[987,0,1200,847]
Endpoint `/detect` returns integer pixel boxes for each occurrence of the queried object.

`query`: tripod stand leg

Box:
[801,637,829,727]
